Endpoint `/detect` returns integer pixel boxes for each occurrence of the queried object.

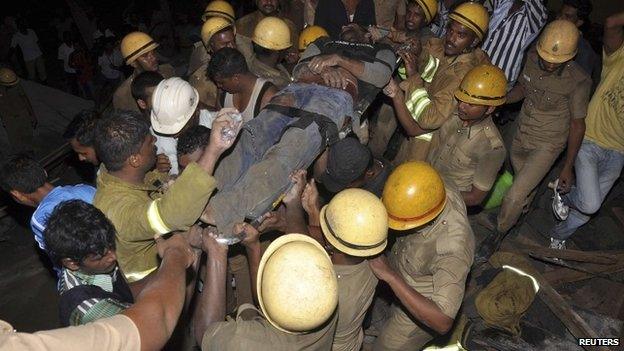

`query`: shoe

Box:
[549,238,566,250]
[551,179,569,221]
[474,230,506,265]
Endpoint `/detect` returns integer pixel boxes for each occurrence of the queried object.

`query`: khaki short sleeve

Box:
[0,315,140,350]
[568,77,591,120]
[430,222,473,318]
[472,147,506,192]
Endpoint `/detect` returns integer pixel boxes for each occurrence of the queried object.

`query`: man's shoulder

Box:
[565,61,591,84]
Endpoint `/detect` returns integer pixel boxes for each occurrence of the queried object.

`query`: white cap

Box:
[151,77,200,135]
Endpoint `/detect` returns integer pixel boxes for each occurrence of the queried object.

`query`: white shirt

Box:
[98,51,122,80]
[153,109,216,175]
[11,29,42,61]
[57,43,76,73]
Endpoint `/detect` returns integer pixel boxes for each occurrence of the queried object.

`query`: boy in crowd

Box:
[0,155,96,277]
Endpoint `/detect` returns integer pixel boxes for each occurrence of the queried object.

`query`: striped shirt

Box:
[429,1,450,38]
[482,0,547,90]
[59,267,131,326]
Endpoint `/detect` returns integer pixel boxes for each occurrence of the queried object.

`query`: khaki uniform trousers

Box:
[497,134,562,232]
[373,303,433,351]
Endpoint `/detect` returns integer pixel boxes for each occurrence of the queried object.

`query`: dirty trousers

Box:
[373,303,434,351]
[210,83,353,235]
[497,135,562,233]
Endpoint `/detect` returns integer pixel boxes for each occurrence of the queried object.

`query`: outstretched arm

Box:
[122,234,197,351]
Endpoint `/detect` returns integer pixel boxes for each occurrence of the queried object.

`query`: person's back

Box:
[0,155,96,278]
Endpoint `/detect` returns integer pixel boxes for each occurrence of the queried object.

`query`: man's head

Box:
[320,188,388,257]
[208,47,250,94]
[0,67,20,88]
[45,200,117,275]
[252,16,292,57]
[406,0,438,32]
[454,64,507,123]
[202,0,236,22]
[151,77,200,137]
[444,2,489,56]
[94,110,156,173]
[314,137,373,193]
[558,0,592,29]
[0,154,48,207]
[121,31,160,72]
[382,161,447,231]
[257,234,338,334]
[256,0,279,16]
[201,17,236,53]
[64,110,100,165]
[339,23,370,44]
[536,19,580,73]
[131,71,164,112]
[177,125,211,171]
[298,25,329,52]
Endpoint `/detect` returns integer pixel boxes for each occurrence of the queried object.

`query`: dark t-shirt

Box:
[314,0,376,39]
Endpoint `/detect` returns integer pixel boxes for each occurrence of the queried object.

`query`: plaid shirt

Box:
[59,267,131,326]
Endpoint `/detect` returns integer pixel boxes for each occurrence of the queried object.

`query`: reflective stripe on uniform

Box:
[415,132,433,142]
[502,265,540,293]
[405,88,431,122]
[147,199,172,235]
[421,55,440,83]
[125,267,158,283]
[398,64,407,80]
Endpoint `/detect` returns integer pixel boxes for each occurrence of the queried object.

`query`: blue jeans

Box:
[210,83,353,235]
[551,140,624,240]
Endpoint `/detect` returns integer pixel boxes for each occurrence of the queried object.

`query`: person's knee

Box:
[575,195,601,215]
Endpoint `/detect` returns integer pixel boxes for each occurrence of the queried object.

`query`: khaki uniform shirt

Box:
[189,62,219,108]
[393,38,488,164]
[428,115,505,192]
[112,64,175,112]
[0,315,140,350]
[0,84,36,152]
[188,41,211,77]
[516,50,591,150]
[374,0,406,28]
[388,185,474,319]
[248,55,292,89]
[236,11,299,56]
[189,35,255,108]
[201,304,338,351]
[333,261,378,351]
[94,163,217,282]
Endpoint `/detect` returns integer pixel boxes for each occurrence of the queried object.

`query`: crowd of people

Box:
[0,0,623,350]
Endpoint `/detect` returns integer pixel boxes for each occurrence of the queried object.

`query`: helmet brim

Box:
[320,206,387,257]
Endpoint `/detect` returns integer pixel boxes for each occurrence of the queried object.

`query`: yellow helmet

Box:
[320,189,388,257]
[412,0,438,24]
[455,64,507,106]
[121,32,159,65]
[536,19,580,64]
[298,25,328,52]
[202,0,235,22]
[258,234,338,334]
[253,16,292,50]
[0,68,19,86]
[201,16,235,47]
[382,161,447,231]
[448,2,490,41]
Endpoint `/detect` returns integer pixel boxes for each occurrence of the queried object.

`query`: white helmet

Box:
[151,77,200,135]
